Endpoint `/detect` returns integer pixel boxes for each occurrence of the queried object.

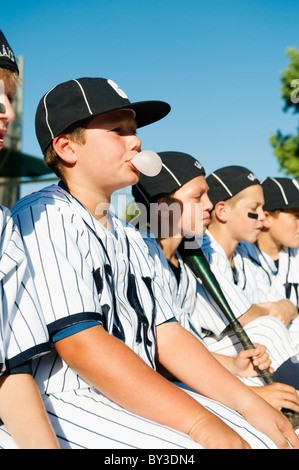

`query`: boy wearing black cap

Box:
[132,153,299,412]
[201,167,299,377]
[0,30,58,448]
[235,177,299,325]
[0,29,19,148]
[8,78,299,449]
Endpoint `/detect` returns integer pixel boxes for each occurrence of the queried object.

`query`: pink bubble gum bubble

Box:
[131,150,162,177]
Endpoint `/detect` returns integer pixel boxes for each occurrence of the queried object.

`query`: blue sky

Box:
[2,0,299,198]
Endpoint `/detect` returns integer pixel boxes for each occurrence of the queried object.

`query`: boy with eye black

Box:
[133,153,299,413]
[196,166,299,389]
[234,177,299,348]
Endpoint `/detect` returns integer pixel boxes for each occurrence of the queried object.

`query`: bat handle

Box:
[231,320,275,385]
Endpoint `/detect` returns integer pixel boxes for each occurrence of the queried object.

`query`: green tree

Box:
[270,47,299,177]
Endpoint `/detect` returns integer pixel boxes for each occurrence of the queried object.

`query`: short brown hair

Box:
[0,67,21,86]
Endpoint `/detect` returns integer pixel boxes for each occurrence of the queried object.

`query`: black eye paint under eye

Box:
[248,212,258,219]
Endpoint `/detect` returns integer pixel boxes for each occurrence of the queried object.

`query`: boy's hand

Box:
[241,396,299,449]
[258,300,298,326]
[250,382,299,413]
[232,344,273,377]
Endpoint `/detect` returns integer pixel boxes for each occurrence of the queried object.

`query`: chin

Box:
[128,170,140,185]
[243,234,259,244]
[285,240,299,248]
[116,171,139,189]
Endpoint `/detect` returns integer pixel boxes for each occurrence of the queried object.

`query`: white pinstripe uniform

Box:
[234,241,299,351]
[0,205,51,447]
[0,205,50,373]
[197,230,299,371]
[143,233,298,387]
[0,184,278,449]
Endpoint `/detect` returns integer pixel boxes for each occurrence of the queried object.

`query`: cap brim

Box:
[278,200,299,210]
[264,199,299,211]
[123,100,171,128]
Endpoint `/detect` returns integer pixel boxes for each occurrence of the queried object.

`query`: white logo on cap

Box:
[292,179,299,191]
[194,161,203,169]
[107,80,128,99]
[247,172,258,181]
[0,44,15,62]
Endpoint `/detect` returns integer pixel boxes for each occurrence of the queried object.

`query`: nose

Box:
[203,194,213,213]
[128,133,142,152]
[0,96,15,124]
[258,208,266,221]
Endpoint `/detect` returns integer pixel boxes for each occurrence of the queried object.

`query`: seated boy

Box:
[235,176,299,318]
[132,150,299,411]
[7,78,299,449]
[201,166,299,385]
[0,29,58,449]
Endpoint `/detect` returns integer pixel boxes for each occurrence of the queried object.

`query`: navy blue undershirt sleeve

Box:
[52,321,100,342]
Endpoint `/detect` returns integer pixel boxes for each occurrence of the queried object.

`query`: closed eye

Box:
[111,127,137,136]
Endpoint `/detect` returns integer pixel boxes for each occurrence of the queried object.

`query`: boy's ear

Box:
[261,210,271,229]
[214,201,228,222]
[52,135,77,164]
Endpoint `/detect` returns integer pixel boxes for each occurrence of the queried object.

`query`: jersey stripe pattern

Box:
[11,185,175,394]
[234,242,299,351]
[2,185,277,449]
[143,234,205,343]
[143,234,291,386]
[235,242,299,305]
[199,230,252,335]
[0,205,50,373]
[200,231,299,370]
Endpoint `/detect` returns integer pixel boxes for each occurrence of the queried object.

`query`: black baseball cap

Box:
[206,165,260,206]
[35,77,171,153]
[261,177,299,211]
[132,151,205,207]
[0,30,19,74]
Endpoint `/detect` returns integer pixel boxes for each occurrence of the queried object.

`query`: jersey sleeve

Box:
[13,202,104,340]
[0,206,50,371]
[234,243,285,303]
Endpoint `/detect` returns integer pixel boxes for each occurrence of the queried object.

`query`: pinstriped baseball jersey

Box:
[233,242,299,351]
[11,184,175,394]
[0,205,50,374]
[199,230,252,336]
[143,234,299,382]
[5,185,281,449]
[197,230,299,370]
[143,234,205,343]
[235,242,299,306]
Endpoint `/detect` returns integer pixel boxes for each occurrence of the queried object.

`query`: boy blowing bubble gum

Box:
[199,166,299,389]
[7,78,299,448]
[132,151,299,414]
[0,30,58,449]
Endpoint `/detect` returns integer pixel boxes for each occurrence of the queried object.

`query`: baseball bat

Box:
[178,237,299,431]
